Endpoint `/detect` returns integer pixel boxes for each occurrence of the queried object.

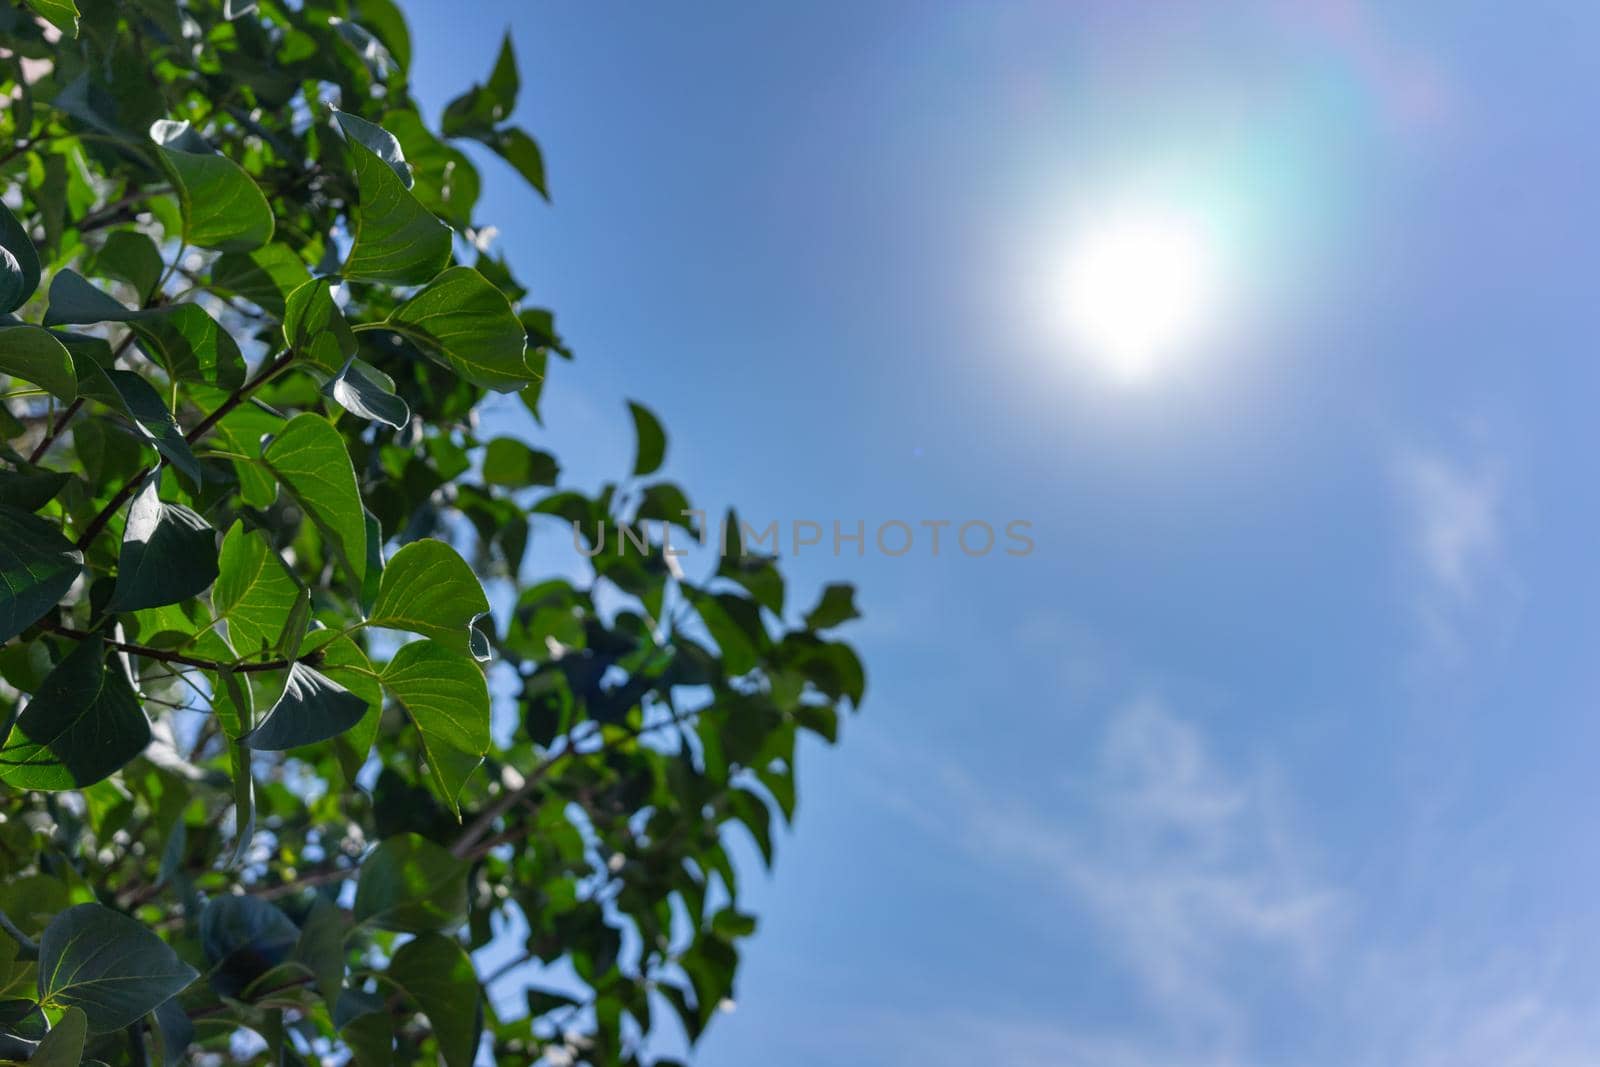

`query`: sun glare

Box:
[1056,206,1222,384]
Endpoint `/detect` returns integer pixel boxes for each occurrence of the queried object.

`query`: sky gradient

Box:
[404,3,1600,1063]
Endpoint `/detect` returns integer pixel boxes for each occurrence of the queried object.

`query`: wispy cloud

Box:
[1392,447,1520,658]
[869,699,1337,1056]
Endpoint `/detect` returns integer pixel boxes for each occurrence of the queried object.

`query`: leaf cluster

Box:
[0,0,864,1063]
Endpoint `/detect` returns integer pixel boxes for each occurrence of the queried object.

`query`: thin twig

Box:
[45,623,288,674]
[74,349,296,550]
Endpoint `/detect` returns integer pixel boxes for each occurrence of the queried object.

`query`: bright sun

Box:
[1056,206,1221,383]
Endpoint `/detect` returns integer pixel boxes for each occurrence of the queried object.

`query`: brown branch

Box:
[44,623,288,674]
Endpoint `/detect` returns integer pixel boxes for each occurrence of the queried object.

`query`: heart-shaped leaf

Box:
[37,904,197,1033]
[262,413,366,587]
[383,934,479,1067]
[213,520,302,661]
[366,538,488,655]
[385,266,531,392]
[0,634,151,791]
[338,114,450,284]
[150,119,274,252]
[379,640,489,812]
[109,474,219,613]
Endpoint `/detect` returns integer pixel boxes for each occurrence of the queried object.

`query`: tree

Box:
[0,1,864,1063]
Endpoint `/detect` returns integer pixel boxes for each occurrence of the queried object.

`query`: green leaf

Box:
[108,474,219,613]
[149,119,274,252]
[262,413,366,587]
[89,230,163,305]
[292,896,346,1009]
[324,356,409,429]
[0,503,82,644]
[212,244,312,320]
[385,266,531,392]
[36,904,197,1033]
[0,634,149,791]
[367,538,489,655]
[135,304,247,389]
[482,437,558,488]
[242,662,370,750]
[380,641,489,813]
[440,32,518,139]
[0,325,75,403]
[353,833,467,933]
[333,109,412,188]
[21,0,78,38]
[488,127,548,199]
[340,115,451,285]
[803,583,859,630]
[627,400,666,476]
[213,521,301,661]
[282,278,356,373]
[380,110,479,228]
[93,368,200,485]
[25,1005,85,1067]
[0,201,41,314]
[383,933,479,1067]
[0,468,68,512]
[43,268,147,326]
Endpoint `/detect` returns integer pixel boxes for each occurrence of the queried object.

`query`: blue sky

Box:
[404,2,1600,1064]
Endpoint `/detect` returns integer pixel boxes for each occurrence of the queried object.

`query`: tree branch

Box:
[44,623,289,674]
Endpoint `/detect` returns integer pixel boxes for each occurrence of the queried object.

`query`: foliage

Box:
[0,0,864,1062]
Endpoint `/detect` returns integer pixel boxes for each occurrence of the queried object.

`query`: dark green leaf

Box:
[150,119,274,251]
[0,201,41,314]
[440,33,518,139]
[385,266,531,392]
[0,325,75,402]
[25,1005,85,1067]
[0,468,68,512]
[482,437,557,488]
[36,904,197,1033]
[803,582,859,630]
[89,230,163,305]
[0,503,82,644]
[262,413,367,587]
[133,304,247,389]
[108,474,218,613]
[353,833,467,933]
[200,894,298,998]
[242,662,370,750]
[0,634,149,790]
[627,400,666,476]
[488,126,548,199]
[367,538,489,655]
[211,244,311,319]
[93,367,200,485]
[383,933,479,1067]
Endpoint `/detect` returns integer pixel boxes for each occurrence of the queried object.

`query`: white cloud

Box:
[1392,448,1520,657]
[869,699,1337,1055]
